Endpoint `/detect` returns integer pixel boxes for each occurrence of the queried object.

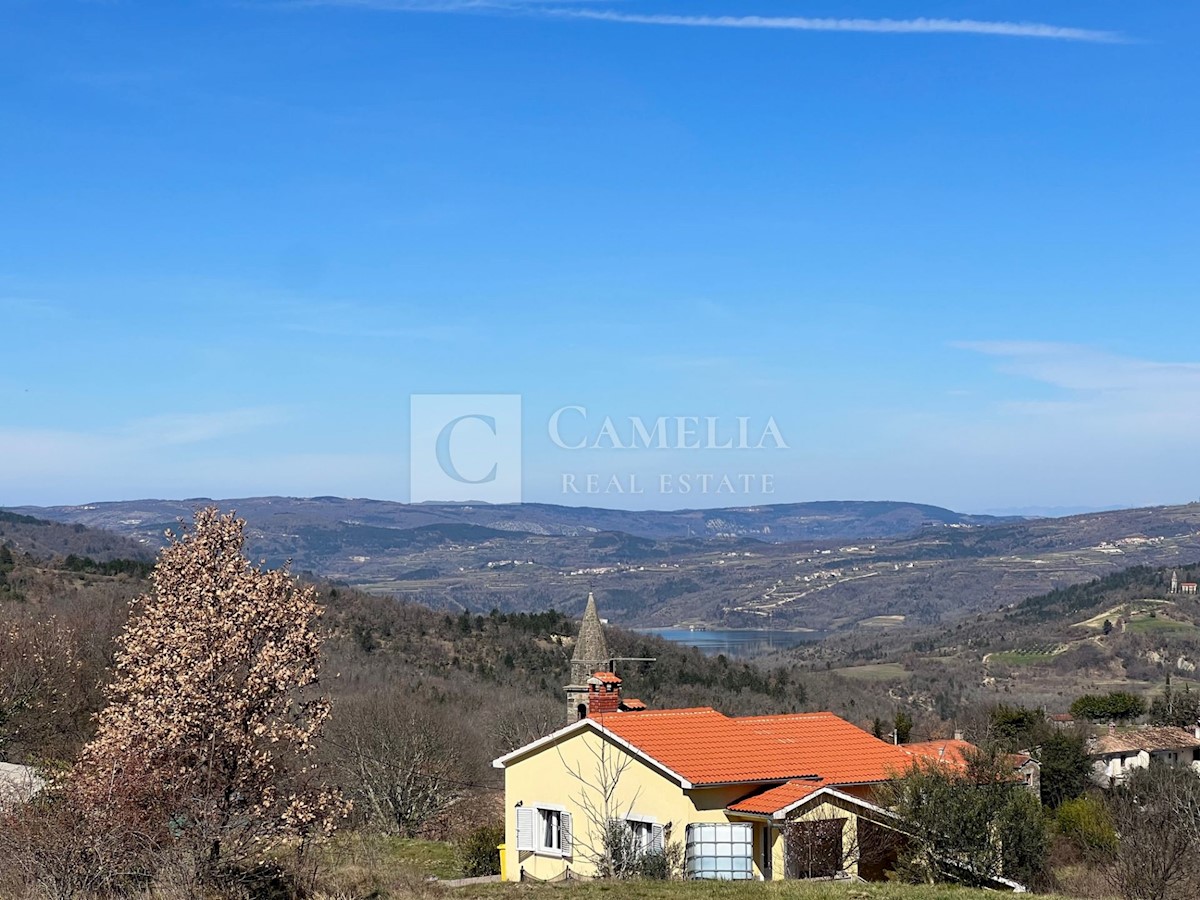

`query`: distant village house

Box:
[1087,723,1200,787]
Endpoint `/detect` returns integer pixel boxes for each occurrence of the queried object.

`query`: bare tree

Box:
[489,694,562,756]
[1106,764,1200,900]
[557,729,663,878]
[327,690,474,837]
[554,728,682,880]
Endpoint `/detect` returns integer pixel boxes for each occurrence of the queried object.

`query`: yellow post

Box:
[497,843,507,881]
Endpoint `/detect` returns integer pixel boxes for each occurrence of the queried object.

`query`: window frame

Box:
[623,814,660,855]
[534,804,569,858]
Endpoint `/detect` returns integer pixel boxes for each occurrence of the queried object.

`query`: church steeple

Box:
[571,592,610,683]
[566,593,610,722]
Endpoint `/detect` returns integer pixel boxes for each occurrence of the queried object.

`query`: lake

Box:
[635,627,827,659]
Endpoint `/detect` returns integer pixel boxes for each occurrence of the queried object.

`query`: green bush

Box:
[1070,691,1145,722]
[456,823,503,877]
[1056,795,1117,858]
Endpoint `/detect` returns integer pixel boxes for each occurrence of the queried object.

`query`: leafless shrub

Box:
[1106,764,1200,900]
[325,689,480,837]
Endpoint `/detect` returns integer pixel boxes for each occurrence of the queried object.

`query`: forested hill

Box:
[0,510,152,562]
[1004,562,1200,625]
[0,527,843,776]
[13,497,1005,545]
[12,500,1200,632]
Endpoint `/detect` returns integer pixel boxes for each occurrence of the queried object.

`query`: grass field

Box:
[830,663,907,681]
[314,833,464,892]
[442,881,1047,900]
[1124,616,1195,634]
[986,646,1061,666]
[311,839,1060,899]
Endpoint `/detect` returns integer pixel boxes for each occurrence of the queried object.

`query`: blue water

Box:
[635,627,827,658]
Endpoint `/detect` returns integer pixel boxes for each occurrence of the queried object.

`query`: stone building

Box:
[564,593,611,723]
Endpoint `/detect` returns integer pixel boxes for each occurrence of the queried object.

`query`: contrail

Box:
[291,1,1125,44]
[552,10,1124,43]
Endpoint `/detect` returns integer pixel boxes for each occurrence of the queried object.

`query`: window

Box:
[542,809,562,851]
[515,805,572,858]
[685,823,753,880]
[625,818,664,855]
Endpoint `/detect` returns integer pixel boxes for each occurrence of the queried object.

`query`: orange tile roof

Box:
[590,671,622,683]
[619,697,647,711]
[592,708,914,787]
[728,779,826,815]
[735,713,916,785]
[902,739,976,769]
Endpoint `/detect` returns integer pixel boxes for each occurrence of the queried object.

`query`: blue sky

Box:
[2,1,1198,512]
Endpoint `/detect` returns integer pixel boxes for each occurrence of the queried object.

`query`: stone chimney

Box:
[954,729,964,741]
[587,671,623,717]
[1109,722,1117,735]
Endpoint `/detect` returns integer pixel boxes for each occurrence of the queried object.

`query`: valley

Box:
[14,498,1200,634]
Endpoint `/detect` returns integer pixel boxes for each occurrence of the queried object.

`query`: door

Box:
[785,818,844,879]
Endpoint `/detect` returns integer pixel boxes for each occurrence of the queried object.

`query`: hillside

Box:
[11,499,1200,633]
[12,497,1005,545]
[787,561,1200,722]
[2,526,882,773]
[0,510,153,562]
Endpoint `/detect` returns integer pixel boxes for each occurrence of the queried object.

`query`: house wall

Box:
[501,728,774,881]
[1092,749,1200,786]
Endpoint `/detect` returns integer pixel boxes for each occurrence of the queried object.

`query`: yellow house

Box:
[493,689,918,883]
[495,597,924,882]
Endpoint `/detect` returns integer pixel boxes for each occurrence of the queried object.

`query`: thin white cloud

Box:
[0,408,290,474]
[956,341,1200,396]
[554,10,1123,43]
[0,408,296,504]
[291,1,1125,43]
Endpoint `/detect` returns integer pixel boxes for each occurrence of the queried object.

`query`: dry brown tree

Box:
[1106,764,1200,900]
[326,689,473,838]
[73,508,344,887]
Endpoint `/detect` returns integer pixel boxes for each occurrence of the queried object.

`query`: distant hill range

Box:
[9,497,1004,544]
[8,497,1200,633]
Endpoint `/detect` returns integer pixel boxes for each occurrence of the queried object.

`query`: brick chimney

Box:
[587,671,623,717]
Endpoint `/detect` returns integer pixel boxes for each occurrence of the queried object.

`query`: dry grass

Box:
[421,881,1050,900]
[313,832,463,897]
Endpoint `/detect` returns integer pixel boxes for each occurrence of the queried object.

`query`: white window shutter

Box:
[651,823,665,853]
[561,811,573,858]
[516,807,535,852]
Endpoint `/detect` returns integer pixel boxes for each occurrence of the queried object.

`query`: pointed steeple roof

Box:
[571,592,610,677]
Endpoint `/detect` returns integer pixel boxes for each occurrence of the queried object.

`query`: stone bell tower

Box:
[565,593,610,724]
